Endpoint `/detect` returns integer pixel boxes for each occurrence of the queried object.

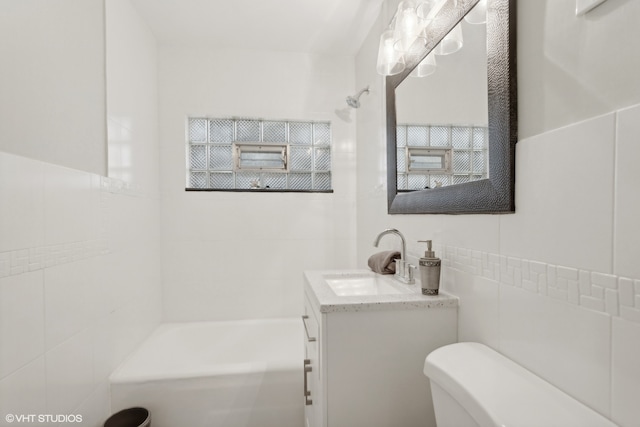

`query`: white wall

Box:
[355,0,640,426]
[518,0,640,139]
[0,1,162,425]
[0,0,107,175]
[158,47,358,321]
[107,0,160,192]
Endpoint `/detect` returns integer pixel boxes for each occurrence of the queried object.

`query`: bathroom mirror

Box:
[386,0,516,214]
[396,14,487,191]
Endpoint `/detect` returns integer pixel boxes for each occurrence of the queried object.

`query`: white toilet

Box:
[424,342,618,427]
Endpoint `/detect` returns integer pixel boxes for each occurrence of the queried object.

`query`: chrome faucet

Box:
[373,228,415,284]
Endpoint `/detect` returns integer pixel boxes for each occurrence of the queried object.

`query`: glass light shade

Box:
[376,30,406,76]
[393,1,427,54]
[464,0,487,24]
[434,23,463,55]
[416,0,448,20]
[410,52,437,77]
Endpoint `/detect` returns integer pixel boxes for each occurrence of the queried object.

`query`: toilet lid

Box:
[424,343,618,427]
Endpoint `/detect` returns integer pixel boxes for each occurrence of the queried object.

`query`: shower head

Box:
[346,86,370,108]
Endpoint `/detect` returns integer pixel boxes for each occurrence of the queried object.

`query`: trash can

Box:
[104,407,151,427]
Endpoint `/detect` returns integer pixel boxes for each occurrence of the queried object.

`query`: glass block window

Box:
[187,117,332,191]
[396,124,488,190]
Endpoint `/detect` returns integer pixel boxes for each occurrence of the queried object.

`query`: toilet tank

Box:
[424,342,618,427]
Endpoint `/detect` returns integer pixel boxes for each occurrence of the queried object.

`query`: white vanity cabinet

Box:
[303,294,323,427]
[302,270,458,427]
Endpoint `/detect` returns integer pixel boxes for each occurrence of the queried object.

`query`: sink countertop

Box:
[304,269,458,313]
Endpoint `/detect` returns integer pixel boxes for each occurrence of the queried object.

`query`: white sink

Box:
[323,273,412,296]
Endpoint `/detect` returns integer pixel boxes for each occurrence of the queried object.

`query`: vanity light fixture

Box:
[433,23,463,55]
[464,0,487,24]
[376,0,479,77]
[376,0,443,76]
[410,52,437,77]
[393,1,428,55]
[376,29,406,75]
[416,0,448,20]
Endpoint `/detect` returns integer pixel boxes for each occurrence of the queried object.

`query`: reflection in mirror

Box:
[407,148,451,173]
[396,17,487,190]
[386,0,516,214]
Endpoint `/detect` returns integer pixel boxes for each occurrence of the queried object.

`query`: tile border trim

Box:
[441,245,640,324]
[0,174,158,279]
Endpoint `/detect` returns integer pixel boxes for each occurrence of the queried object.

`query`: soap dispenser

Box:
[418,240,441,295]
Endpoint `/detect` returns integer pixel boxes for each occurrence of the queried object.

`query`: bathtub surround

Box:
[355,1,640,426]
[158,47,358,322]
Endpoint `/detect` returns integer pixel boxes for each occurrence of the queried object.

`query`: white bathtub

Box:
[109,318,303,427]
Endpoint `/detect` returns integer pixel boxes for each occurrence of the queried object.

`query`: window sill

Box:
[185,188,333,193]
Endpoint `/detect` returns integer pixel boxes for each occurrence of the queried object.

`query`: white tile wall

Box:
[0,154,44,253]
[0,272,44,380]
[444,250,614,414]
[76,383,112,427]
[106,0,160,192]
[500,112,616,273]
[499,279,611,415]
[0,153,162,427]
[44,261,96,350]
[355,2,640,424]
[420,108,639,422]
[442,268,500,349]
[1,0,161,425]
[611,317,640,426]
[517,0,640,140]
[355,100,640,425]
[158,47,358,322]
[43,165,100,246]
[441,246,616,417]
[614,103,640,280]
[540,298,610,416]
[0,358,47,419]
[45,329,95,414]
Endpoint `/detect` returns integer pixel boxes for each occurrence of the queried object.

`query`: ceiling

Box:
[131,0,385,55]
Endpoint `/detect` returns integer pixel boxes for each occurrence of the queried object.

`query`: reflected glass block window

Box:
[187,117,332,191]
[396,123,488,190]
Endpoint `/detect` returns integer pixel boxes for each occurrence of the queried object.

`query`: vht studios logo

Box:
[5,414,83,424]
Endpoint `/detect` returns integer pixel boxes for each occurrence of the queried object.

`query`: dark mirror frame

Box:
[386,0,517,214]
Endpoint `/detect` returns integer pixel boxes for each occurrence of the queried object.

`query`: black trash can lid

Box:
[104,407,150,427]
